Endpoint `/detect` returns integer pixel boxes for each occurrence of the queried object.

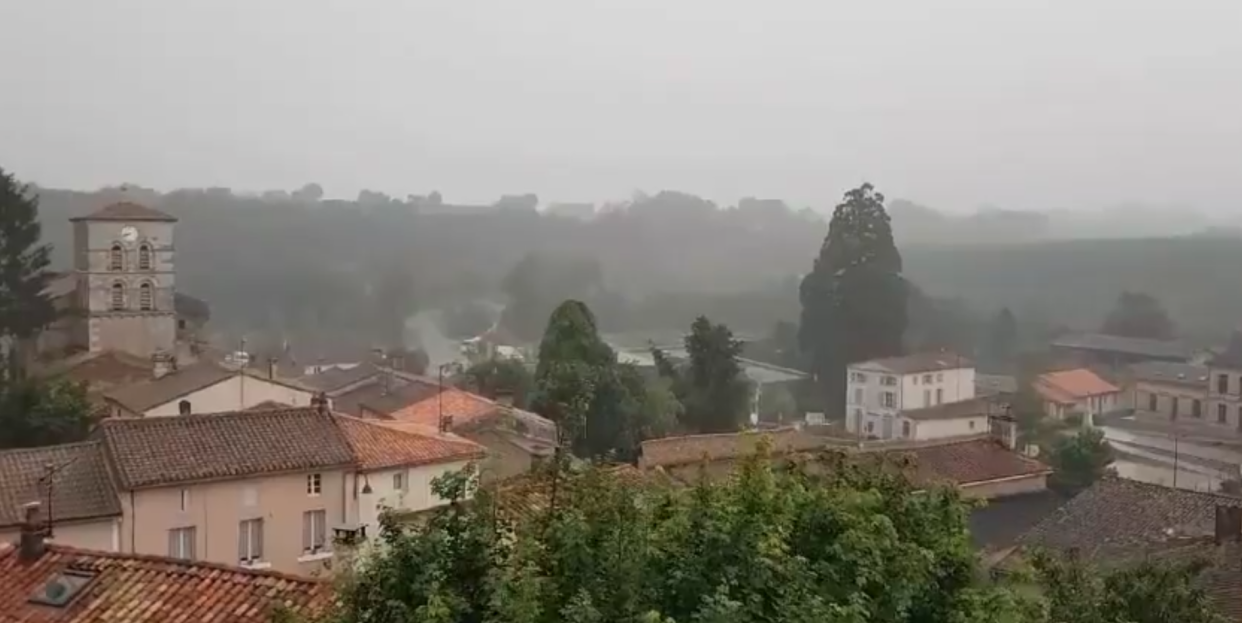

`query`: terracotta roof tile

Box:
[334,416,485,471]
[865,436,1051,487]
[1035,368,1119,404]
[0,442,120,529]
[390,388,504,429]
[69,201,177,222]
[0,543,331,622]
[855,351,973,375]
[641,430,1049,488]
[98,407,355,489]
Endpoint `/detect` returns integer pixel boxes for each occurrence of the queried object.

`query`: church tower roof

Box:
[70,201,177,222]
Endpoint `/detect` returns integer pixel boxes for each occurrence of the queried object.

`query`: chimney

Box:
[1215,505,1242,545]
[311,392,330,416]
[267,357,277,380]
[494,390,514,407]
[151,350,173,379]
[18,501,46,562]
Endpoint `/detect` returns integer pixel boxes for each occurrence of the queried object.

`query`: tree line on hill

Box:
[22,176,1241,355]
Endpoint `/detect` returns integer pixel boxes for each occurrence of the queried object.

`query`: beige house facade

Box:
[105,360,319,417]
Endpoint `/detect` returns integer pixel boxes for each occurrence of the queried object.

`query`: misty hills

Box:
[25,184,1242,348]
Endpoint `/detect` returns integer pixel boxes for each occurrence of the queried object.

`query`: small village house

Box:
[844,352,977,440]
[1207,333,1242,434]
[1032,368,1121,425]
[0,505,332,622]
[1126,361,1212,423]
[102,357,320,417]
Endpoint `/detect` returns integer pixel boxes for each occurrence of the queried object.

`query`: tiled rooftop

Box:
[0,442,120,529]
[69,201,177,222]
[0,543,332,622]
[853,351,973,375]
[335,416,485,471]
[1035,368,1120,404]
[97,407,356,489]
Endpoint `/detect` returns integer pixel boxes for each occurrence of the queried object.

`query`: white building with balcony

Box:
[845,352,982,440]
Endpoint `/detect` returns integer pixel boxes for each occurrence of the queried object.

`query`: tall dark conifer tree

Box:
[799,183,907,415]
[0,168,55,376]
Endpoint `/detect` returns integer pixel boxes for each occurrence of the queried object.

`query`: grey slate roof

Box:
[1051,332,1193,361]
[97,407,355,489]
[1017,477,1242,562]
[105,360,235,413]
[0,441,121,528]
[901,396,1001,421]
[1130,361,1210,388]
[854,352,973,375]
[300,362,380,394]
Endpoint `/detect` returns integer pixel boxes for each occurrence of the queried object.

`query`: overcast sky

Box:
[2,0,1240,212]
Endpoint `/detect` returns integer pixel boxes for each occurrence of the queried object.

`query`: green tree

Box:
[458,358,534,407]
[675,316,752,434]
[799,183,907,416]
[1031,550,1226,623]
[530,300,659,459]
[0,377,93,450]
[982,307,1019,374]
[1045,427,1115,494]
[322,441,1037,623]
[0,168,56,375]
[1100,291,1176,340]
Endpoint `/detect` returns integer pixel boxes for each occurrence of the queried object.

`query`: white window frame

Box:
[303,510,328,554]
[307,473,322,496]
[178,488,190,512]
[882,392,896,408]
[169,527,195,560]
[239,518,264,565]
[393,472,405,492]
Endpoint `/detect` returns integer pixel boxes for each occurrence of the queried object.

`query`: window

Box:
[969,419,976,430]
[1193,399,1203,418]
[864,421,874,434]
[901,421,911,438]
[178,319,187,330]
[139,282,153,311]
[882,392,896,408]
[178,400,191,415]
[1172,397,1180,419]
[1220,404,1229,424]
[853,388,863,405]
[138,244,152,270]
[923,389,931,407]
[1220,374,1230,394]
[936,373,944,382]
[178,488,190,512]
[110,282,124,310]
[923,374,933,384]
[168,527,196,560]
[239,518,264,564]
[936,388,943,405]
[881,376,897,387]
[307,473,322,496]
[109,244,123,271]
[853,373,867,384]
[303,510,327,554]
[393,472,405,491]
[1148,392,1158,412]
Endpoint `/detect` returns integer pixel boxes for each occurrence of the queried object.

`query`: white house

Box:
[105,359,320,417]
[845,352,977,440]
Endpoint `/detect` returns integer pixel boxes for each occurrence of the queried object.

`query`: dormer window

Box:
[139,282,154,311]
[109,244,124,271]
[110,282,125,310]
[138,244,152,270]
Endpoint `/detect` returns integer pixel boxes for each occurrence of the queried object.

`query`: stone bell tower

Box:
[70,201,178,358]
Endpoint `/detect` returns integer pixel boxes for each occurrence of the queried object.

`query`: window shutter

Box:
[256,519,264,559]
[188,528,196,560]
[238,521,246,561]
[302,512,312,551]
[168,529,177,557]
